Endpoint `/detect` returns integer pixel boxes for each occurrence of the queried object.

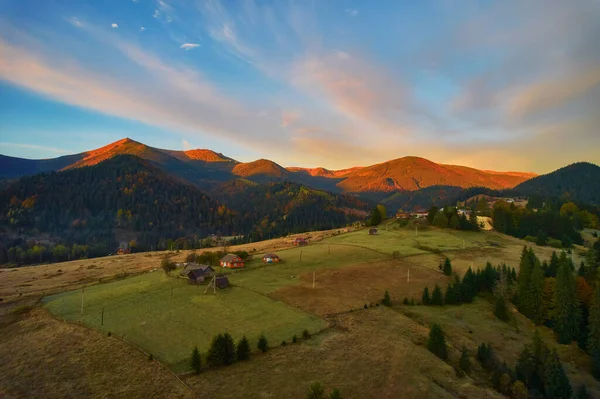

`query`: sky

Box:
[0,0,599,173]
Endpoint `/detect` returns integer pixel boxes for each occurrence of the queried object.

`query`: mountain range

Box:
[0,138,537,194]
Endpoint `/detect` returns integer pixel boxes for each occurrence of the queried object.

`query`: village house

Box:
[396,212,410,219]
[369,228,378,235]
[262,253,280,263]
[220,254,245,268]
[180,263,214,283]
[292,237,308,246]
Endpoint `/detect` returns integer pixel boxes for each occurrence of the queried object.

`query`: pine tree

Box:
[516,331,549,393]
[461,267,476,302]
[553,251,581,344]
[222,333,236,365]
[191,346,202,374]
[458,346,471,374]
[443,258,453,276]
[237,335,250,361]
[433,210,449,228]
[382,290,392,306]
[258,334,268,353]
[427,323,448,360]
[575,385,591,399]
[530,260,546,325]
[449,214,460,229]
[517,246,534,317]
[444,284,456,305]
[422,287,431,305]
[548,251,559,278]
[589,285,600,354]
[494,295,510,322]
[431,284,444,306]
[544,350,571,399]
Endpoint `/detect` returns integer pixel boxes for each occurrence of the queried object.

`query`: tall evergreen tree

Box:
[469,210,480,231]
[422,287,431,305]
[517,246,534,317]
[530,261,546,325]
[548,251,560,278]
[494,295,510,322]
[433,210,449,228]
[443,258,453,276]
[589,285,600,354]
[257,334,268,353]
[431,284,444,306]
[462,267,477,302]
[427,323,448,360]
[553,251,581,344]
[544,350,571,399]
[444,284,457,305]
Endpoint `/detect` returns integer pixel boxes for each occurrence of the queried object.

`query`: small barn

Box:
[262,253,280,263]
[369,228,378,235]
[215,275,229,289]
[220,254,245,268]
[293,237,308,246]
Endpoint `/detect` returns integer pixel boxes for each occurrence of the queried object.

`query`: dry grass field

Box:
[0,223,595,398]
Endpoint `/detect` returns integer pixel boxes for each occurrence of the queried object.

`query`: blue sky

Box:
[0,0,599,172]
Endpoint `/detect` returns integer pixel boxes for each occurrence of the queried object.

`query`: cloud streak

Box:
[180,43,200,50]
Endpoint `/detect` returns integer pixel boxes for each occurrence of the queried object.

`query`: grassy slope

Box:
[43,271,326,372]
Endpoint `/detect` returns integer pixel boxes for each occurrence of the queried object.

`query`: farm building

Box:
[293,237,308,246]
[369,228,378,235]
[215,275,229,289]
[262,253,280,263]
[220,254,245,268]
[116,247,131,255]
[396,212,410,219]
[180,263,214,283]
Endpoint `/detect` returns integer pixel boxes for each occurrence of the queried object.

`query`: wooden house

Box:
[180,263,214,283]
[220,254,245,268]
[262,253,280,263]
[369,228,378,235]
[396,212,410,219]
[292,237,308,246]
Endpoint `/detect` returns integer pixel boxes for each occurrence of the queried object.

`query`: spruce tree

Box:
[544,350,571,399]
[382,290,391,306]
[191,346,202,374]
[588,285,600,354]
[427,323,448,360]
[494,295,510,322]
[443,258,453,276]
[458,346,471,374]
[237,335,250,361]
[462,267,476,302]
[553,251,581,344]
[530,261,546,325]
[548,251,559,278]
[469,210,479,231]
[422,287,430,305]
[433,211,449,228]
[444,284,456,305]
[575,385,591,399]
[222,333,236,365]
[517,246,533,315]
[257,334,268,353]
[431,284,444,306]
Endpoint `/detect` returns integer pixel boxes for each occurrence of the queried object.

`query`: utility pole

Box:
[299,250,303,262]
[407,268,410,283]
[312,270,315,289]
[80,288,84,315]
[170,285,173,298]
[415,225,418,237]
[101,307,104,326]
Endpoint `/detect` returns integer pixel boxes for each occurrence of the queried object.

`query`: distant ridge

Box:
[1,138,536,193]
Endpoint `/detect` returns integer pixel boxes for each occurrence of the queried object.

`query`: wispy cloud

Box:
[182,139,192,150]
[68,17,83,28]
[345,8,358,16]
[0,142,70,154]
[180,43,200,50]
[280,110,300,127]
[111,23,118,28]
[140,26,146,32]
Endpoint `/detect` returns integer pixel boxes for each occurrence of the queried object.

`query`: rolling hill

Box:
[514,162,600,204]
[1,138,537,196]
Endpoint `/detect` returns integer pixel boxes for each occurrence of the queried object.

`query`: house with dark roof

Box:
[215,275,229,289]
[180,263,214,283]
[220,254,245,268]
[262,253,280,263]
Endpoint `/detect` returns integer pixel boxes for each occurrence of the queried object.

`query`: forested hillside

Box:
[216,181,371,241]
[515,162,600,205]
[0,155,237,265]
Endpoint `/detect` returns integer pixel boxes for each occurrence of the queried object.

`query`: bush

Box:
[281,341,287,346]
[258,334,268,353]
[306,381,325,399]
[237,336,250,361]
[547,238,563,249]
[292,334,297,343]
[392,250,400,259]
[523,235,537,243]
[107,332,112,337]
[302,329,311,340]
[329,388,341,399]
[443,258,452,276]
[477,343,496,370]
[234,250,249,260]
[382,290,392,306]
[427,324,448,360]
[191,346,201,374]
[148,353,154,361]
[403,297,409,305]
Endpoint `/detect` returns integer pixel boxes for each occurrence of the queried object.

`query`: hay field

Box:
[43,271,327,372]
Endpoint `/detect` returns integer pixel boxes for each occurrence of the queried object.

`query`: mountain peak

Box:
[232,159,287,178]
[182,149,234,162]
